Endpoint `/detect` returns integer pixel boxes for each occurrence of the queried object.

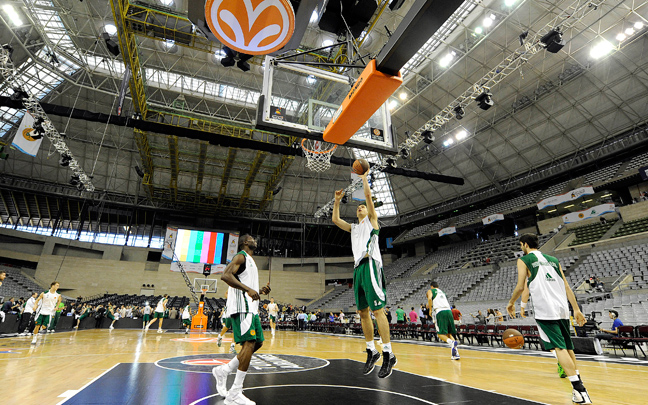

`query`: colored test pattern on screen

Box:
[174,229,225,264]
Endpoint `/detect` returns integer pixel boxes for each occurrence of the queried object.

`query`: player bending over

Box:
[508,234,591,404]
[332,170,396,378]
[427,281,460,360]
[212,235,271,405]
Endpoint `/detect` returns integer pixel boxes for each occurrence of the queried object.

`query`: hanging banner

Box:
[226,233,239,263]
[537,186,595,210]
[438,227,456,237]
[11,113,44,157]
[562,203,615,224]
[116,69,131,116]
[162,227,178,260]
[482,213,504,225]
[171,261,226,274]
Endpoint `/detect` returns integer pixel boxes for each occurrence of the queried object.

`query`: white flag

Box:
[11,113,43,157]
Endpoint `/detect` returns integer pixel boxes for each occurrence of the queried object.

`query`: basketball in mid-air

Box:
[503,328,524,349]
[352,159,370,175]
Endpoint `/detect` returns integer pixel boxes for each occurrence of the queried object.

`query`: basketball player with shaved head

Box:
[333,170,396,378]
[31,282,61,344]
[508,234,591,404]
[212,235,271,405]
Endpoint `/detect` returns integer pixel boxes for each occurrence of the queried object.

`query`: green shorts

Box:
[183,319,191,326]
[107,312,115,321]
[536,319,574,351]
[230,313,264,344]
[224,317,232,329]
[154,311,164,319]
[79,313,89,321]
[35,314,50,326]
[143,314,150,322]
[353,257,387,311]
[269,315,277,323]
[435,310,457,336]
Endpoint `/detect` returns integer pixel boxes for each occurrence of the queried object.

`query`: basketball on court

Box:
[352,159,370,175]
[503,329,524,349]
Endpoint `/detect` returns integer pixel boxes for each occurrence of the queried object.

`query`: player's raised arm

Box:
[220,253,260,301]
[332,189,352,232]
[358,172,379,229]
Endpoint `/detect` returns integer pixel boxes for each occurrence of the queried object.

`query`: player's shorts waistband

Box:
[355,257,371,269]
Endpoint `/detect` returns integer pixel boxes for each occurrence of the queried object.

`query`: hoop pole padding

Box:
[323,59,402,145]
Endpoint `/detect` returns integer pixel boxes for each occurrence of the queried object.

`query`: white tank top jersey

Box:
[40,291,60,316]
[144,306,151,315]
[350,216,382,268]
[268,302,278,316]
[25,297,37,313]
[182,306,191,320]
[430,288,451,316]
[523,251,569,320]
[226,251,259,317]
[155,298,166,312]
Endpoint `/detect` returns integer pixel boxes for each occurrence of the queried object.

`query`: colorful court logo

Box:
[156,354,329,374]
[205,0,295,55]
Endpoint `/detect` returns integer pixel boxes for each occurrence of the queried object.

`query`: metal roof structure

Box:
[0,0,647,229]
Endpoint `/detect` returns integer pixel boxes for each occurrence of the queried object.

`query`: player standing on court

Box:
[507,234,591,404]
[267,298,279,337]
[145,294,168,333]
[142,302,152,329]
[332,169,396,378]
[427,281,460,360]
[212,235,270,405]
[31,282,61,344]
[182,303,192,334]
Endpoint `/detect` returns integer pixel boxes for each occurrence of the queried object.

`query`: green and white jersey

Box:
[182,305,191,320]
[225,251,259,317]
[520,251,568,320]
[429,288,451,316]
[267,302,278,317]
[155,297,167,312]
[143,305,152,315]
[351,216,382,268]
[40,291,60,316]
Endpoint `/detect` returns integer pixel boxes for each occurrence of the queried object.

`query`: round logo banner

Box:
[205,0,295,55]
[156,353,328,374]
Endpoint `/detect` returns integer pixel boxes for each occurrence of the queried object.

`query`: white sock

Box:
[568,375,579,382]
[576,370,580,376]
[226,356,240,373]
[447,339,455,347]
[231,369,246,391]
[366,340,376,352]
[382,342,392,353]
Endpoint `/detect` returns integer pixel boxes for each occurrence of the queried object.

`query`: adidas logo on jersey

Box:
[545,273,556,281]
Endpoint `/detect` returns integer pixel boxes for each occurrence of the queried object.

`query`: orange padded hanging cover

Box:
[323,59,402,145]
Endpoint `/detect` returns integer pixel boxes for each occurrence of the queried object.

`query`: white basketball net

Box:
[301,139,337,172]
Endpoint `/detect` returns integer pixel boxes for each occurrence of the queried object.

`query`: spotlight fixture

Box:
[443,138,454,147]
[220,46,253,71]
[272,186,283,196]
[385,156,397,168]
[9,86,29,101]
[519,31,528,46]
[134,165,145,178]
[422,130,435,144]
[236,53,253,72]
[69,175,80,186]
[454,105,465,120]
[131,112,142,120]
[341,195,348,204]
[475,91,494,110]
[400,147,410,159]
[59,154,72,167]
[539,29,565,54]
[101,32,120,56]
[1,44,13,60]
[220,46,236,67]
[32,117,46,139]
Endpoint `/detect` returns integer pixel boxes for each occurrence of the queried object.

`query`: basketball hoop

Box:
[301,138,338,172]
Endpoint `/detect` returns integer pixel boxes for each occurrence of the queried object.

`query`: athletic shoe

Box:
[157,329,163,333]
[31,337,37,344]
[363,349,381,375]
[558,363,567,378]
[224,389,255,405]
[378,352,397,378]
[572,388,592,404]
[109,326,114,330]
[451,340,460,360]
[230,344,237,354]
[73,326,78,329]
[144,325,149,331]
[217,335,223,347]
[212,365,229,397]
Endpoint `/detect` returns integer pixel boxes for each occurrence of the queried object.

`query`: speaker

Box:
[105,38,120,56]
[571,337,598,355]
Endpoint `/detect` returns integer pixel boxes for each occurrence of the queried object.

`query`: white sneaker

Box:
[157,329,163,333]
[572,388,592,404]
[212,365,229,397]
[217,335,223,347]
[224,389,255,405]
[73,326,78,329]
[230,344,237,354]
[31,337,37,344]
[109,326,114,330]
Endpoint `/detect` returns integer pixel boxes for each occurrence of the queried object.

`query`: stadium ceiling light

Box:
[590,40,614,59]
[616,33,626,42]
[474,26,483,35]
[163,39,175,48]
[456,130,468,140]
[399,91,407,100]
[2,5,23,26]
[322,39,334,48]
[310,10,319,24]
[504,0,517,6]
[483,14,495,28]
[306,75,316,85]
[443,138,454,147]
[388,99,398,110]
[104,24,117,36]
[625,27,635,36]
[160,0,174,6]
[634,22,645,30]
[439,51,456,67]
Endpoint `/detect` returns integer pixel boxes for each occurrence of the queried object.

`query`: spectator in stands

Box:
[418,304,426,324]
[495,309,504,324]
[329,312,335,322]
[470,310,486,325]
[409,307,419,324]
[339,311,345,323]
[169,307,178,320]
[94,305,106,328]
[595,278,605,292]
[0,271,5,288]
[594,310,624,354]
[451,305,462,326]
[395,307,406,324]
[486,309,495,324]
[119,305,127,319]
[385,307,392,324]
[0,297,18,322]
[297,311,306,330]
[421,304,430,325]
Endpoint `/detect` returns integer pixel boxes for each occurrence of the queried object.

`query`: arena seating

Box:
[568,220,617,246]
[307,285,350,309]
[383,256,422,280]
[0,265,44,300]
[612,217,648,238]
[581,292,648,329]
[566,243,648,290]
[585,162,622,185]
[624,151,648,172]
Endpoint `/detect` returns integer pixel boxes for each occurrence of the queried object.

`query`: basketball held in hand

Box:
[503,328,525,349]
[352,159,370,175]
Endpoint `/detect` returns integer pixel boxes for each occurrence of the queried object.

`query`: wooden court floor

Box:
[1,329,646,404]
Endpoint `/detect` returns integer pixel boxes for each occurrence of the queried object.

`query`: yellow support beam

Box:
[133,129,155,197]
[260,154,295,211]
[217,148,238,207]
[239,151,268,209]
